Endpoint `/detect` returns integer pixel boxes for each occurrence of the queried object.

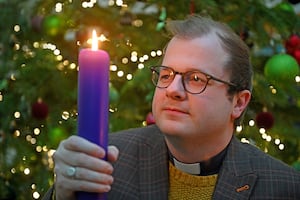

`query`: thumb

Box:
[107,145,119,162]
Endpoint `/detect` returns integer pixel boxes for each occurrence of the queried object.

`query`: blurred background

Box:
[0,0,300,199]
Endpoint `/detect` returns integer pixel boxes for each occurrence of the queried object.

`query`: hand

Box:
[53,135,119,200]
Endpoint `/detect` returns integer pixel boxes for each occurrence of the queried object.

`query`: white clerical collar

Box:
[169,144,229,176]
[173,157,201,175]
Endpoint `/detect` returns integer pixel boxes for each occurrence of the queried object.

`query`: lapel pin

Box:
[236,184,250,192]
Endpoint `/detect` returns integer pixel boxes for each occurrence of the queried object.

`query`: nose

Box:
[165,75,187,100]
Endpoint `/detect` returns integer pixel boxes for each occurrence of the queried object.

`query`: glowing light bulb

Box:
[24,168,30,175]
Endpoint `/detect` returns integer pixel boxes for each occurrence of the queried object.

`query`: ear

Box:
[231,90,251,119]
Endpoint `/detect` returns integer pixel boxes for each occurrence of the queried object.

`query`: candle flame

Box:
[91,30,98,51]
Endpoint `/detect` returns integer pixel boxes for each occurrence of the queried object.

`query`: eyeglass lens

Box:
[152,66,209,94]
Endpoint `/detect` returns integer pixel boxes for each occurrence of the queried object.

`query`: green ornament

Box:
[49,127,67,146]
[264,53,299,84]
[43,15,64,37]
[276,2,295,14]
[292,160,300,171]
[159,7,167,21]
[0,79,8,90]
[156,7,166,31]
[156,22,165,31]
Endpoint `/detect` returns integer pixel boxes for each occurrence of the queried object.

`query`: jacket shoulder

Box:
[239,140,299,175]
[214,138,300,199]
[107,125,168,199]
[109,125,164,149]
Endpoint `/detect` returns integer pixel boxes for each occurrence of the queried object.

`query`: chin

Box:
[156,120,185,136]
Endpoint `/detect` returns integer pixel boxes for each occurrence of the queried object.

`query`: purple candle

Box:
[77,30,109,200]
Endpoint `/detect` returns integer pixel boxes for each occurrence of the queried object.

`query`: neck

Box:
[165,132,232,163]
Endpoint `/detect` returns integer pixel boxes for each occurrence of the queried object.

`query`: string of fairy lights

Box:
[1,0,300,199]
[237,123,285,152]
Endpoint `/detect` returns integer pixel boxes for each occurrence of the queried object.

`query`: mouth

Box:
[163,107,189,115]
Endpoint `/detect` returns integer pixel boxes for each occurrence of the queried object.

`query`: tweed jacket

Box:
[43,125,300,200]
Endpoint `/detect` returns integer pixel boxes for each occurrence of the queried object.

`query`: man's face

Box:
[152,35,238,141]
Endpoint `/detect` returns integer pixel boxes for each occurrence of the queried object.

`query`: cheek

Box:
[191,95,232,120]
[152,90,161,117]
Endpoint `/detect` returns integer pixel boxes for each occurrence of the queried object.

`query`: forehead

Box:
[163,35,229,74]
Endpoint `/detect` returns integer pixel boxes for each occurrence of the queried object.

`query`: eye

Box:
[192,74,200,81]
[183,72,208,91]
[188,72,206,83]
[159,69,173,82]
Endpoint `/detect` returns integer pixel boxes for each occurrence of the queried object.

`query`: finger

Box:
[55,162,77,179]
[75,167,114,184]
[55,148,114,174]
[55,172,112,196]
[56,162,114,184]
[107,145,119,162]
[62,135,106,158]
[55,162,113,185]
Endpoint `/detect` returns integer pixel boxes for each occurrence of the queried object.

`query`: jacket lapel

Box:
[138,126,169,200]
[213,137,257,200]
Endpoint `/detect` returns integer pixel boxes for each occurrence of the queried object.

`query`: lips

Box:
[163,106,189,114]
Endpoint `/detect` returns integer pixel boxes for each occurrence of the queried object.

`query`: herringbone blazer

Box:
[42,125,300,200]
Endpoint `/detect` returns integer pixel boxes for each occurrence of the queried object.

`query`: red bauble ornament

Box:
[288,34,300,46]
[146,112,155,125]
[31,99,49,120]
[31,15,44,33]
[293,49,300,65]
[255,111,274,130]
[285,34,300,55]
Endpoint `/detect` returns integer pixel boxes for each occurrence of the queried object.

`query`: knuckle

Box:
[66,136,79,148]
[74,152,87,166]
[102,174,114,184]
[78,183,86,191]
[59,135,79,150]
[104,164,114,174]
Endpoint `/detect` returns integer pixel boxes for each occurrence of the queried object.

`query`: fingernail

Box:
[106,185,111,192]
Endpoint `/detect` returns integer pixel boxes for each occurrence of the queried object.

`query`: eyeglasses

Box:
[150,65,237,94]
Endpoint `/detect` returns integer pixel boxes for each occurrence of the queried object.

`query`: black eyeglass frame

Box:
[150,65,237,94]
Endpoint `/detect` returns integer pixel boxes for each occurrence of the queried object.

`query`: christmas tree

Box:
[0,0,300,199]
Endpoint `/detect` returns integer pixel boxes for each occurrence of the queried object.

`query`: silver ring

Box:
[66,166,76,178]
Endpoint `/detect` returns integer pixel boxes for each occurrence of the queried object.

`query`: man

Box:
[43,15,300,200]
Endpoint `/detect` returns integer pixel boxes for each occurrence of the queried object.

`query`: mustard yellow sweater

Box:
[168,162,218,200]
